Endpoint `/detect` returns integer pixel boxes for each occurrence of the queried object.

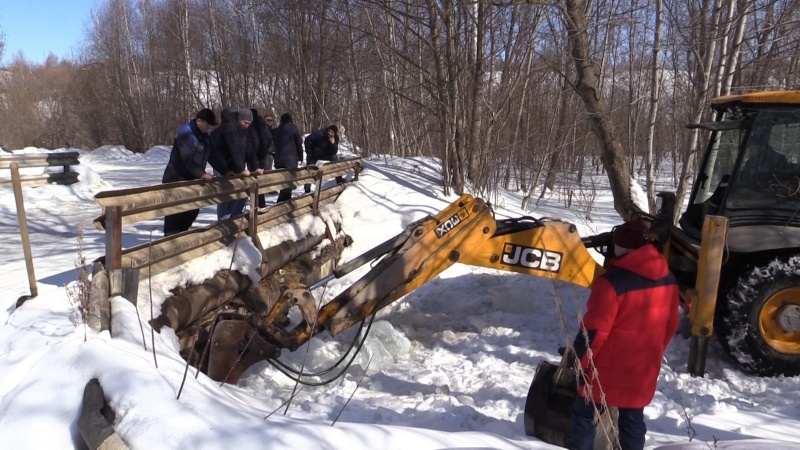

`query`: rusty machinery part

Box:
[204,284,323,383]
[203,284,377,385]
[206,313,282,383]
[264,225,435,384]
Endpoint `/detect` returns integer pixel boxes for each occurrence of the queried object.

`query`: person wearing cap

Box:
[567,220,680,450]
[161,108,218,236]
[208,108,254,220]
[303,124,344,193]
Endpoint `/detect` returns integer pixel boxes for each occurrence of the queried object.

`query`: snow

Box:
[1,145,799,449]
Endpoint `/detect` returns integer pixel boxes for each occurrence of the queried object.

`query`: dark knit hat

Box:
[612,220,650,249]
[195,108,217,126]
[280,113,293,124]
[327,124,338,134]
[237,108,253,122]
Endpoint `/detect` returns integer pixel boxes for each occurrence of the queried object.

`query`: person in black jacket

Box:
[209,108,253,219]
[161,108,217,236]
[303,124,344,193]
[246,108,273,209]
[264,113,276,171]
[271,113,304,203]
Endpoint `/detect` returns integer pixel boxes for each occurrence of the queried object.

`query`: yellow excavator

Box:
[207,90,800,383]
[202,193,613,382]
[182,89,800,446]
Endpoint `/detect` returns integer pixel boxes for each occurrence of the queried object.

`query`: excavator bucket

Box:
[524,351,618,448]
[523,358,576,445]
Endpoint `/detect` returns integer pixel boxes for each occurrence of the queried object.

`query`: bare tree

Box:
[563,0,642,219]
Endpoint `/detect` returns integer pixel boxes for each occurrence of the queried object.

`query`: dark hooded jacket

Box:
[573,243,680,408]
[272,114,303,169]
[209,108,250,175]
[162,119,212,183]
[304,128,339,160]
[246,112,272,171]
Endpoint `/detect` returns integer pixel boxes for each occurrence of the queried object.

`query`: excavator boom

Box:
[281,194,606,349]
[205,194,609,382]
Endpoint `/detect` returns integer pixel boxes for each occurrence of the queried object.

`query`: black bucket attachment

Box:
[524,353,619,449]
[524,358,577,446]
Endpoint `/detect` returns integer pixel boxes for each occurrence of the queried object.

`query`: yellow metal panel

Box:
[459,221,604,289]
[711,90,800,105]
[689,216,729,337]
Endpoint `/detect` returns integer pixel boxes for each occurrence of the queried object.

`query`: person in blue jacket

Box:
[303,124,344,193]
[161,108,217,236]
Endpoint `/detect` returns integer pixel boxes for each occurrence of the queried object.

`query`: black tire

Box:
[716,256,800,376]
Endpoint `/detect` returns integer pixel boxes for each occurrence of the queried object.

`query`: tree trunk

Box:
[645,0,663,213]
[563,0,642,220]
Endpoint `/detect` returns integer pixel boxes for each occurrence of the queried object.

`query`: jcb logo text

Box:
[501,244,562,272]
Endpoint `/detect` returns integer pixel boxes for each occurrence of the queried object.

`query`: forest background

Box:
[1,0,798,215]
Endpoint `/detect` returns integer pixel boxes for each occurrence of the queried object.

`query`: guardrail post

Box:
[122,268,139,305]
[312,170,324,214]
[11,163,38,304]
[248,182,263,252]
[106,206,124,297]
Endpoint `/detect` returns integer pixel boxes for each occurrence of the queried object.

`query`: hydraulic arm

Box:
[206,194,609,382]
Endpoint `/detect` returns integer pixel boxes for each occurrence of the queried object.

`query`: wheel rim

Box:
[759,288,800,354]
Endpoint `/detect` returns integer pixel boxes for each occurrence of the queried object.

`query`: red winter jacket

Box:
[574,243,680,408]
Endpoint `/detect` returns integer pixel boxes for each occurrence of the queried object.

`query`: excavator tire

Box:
[716,255,800,376]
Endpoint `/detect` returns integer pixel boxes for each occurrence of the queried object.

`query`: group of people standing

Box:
[161,107,342,236]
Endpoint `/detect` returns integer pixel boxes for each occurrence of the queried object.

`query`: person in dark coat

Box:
[303,124,343,193]
[568,220,680,450]
[209,108,253,219]
[246,108,273,209]
[264,113,276,171]
[161,108,217,236]
[271,113,303,203]
[262,113,280,198]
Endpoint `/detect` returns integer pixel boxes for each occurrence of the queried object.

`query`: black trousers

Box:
[304,154,343,192]
[163,209,200,236]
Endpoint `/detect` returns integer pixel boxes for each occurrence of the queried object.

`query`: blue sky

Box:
[0,1,97,64]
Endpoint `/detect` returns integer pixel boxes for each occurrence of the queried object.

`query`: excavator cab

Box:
[671,91,800,376]
[680,95,800,238]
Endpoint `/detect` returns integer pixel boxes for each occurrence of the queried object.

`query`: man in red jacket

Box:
[567,220,680,450]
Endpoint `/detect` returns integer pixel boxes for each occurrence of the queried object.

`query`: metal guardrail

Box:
[0,151,80,188]
[93,157,362,300]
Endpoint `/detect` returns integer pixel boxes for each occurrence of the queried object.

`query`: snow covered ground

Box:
[1,144,799,449]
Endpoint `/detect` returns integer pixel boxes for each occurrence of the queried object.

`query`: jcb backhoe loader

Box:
[205,91,800,385]
[201,194,614,383]
[185,89,800,450]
